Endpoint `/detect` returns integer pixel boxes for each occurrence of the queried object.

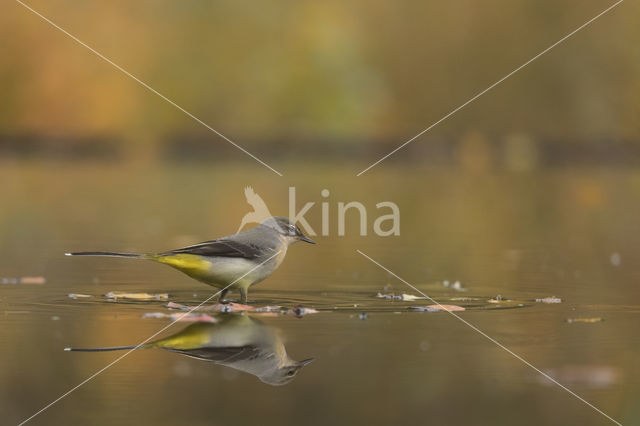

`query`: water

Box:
[1,162,639,425]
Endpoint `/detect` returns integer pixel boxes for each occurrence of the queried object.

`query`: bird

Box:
[65,313,314,386]
[66,216,315,303]
[236,186,273,234]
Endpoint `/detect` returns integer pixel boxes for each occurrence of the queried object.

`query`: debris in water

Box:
[567,317,603,323]
[166,301,189,310]
[51,316,60,321]
[166,301,318,316]
[142,312,167,319]
[488,295,506,303]
[1,276,46,285]
[105,292,169,301]
[410,304,465,312]
[376,292,399,300]
[401,293,426,301]
[291,305,319,318]
[359,312,368,320]
[450,297,474,302]
[409,306,440,312]
[166,301,255,312]
[21,276,46,285]
[376,292,426,301]
[142,312,217,322]
[254,305,284,313]
[535,296,562,304]
[68,293,93,299]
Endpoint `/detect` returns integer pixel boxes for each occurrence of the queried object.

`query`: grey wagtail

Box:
[66,216,315,303]
[65,313,313,386]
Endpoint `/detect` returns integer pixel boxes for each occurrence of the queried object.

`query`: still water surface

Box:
[1,162,638,425]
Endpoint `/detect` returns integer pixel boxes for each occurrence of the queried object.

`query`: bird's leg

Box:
[239,287,248,304]
[218,288,229,304]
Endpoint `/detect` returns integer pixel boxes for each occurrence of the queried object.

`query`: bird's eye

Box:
[288,224,297,233]
[287,370,295,376]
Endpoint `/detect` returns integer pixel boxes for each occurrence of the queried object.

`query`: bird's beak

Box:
[298,358,314,367]
[299,235,316,244]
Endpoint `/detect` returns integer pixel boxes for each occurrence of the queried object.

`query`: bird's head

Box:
[259,358,314,386]
[262,217,315,245]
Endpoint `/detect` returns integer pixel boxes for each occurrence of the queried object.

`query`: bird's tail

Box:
[65,251,144,258]
[64,345,139,352]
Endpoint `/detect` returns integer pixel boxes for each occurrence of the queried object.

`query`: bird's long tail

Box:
[64,345,139,352]
[65,251,144,258]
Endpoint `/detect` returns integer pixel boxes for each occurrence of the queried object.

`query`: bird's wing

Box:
[162,345,259,363]
[162,238,263,259]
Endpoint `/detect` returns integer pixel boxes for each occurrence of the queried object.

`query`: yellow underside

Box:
[152,254,217,284]
[150,322,212,349]
[150,253,251,290]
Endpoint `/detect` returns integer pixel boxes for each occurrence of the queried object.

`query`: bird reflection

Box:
[65,314,313,386]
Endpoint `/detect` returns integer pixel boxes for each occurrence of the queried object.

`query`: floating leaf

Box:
[20,276,46,285]
[567,317,603,323]
[401,293,427,301]
[1,276,46,285]
[535,296,562,304]
[376,292,426,301]
[105,292,168,301]
[411,304,465,312]
[68,293,92,299]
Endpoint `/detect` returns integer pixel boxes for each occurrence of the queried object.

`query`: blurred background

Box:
[2,1,640,425]
[1,0,638,168]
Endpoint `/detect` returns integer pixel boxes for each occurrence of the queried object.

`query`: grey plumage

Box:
[66,216,315,303]
[65,314,314,386]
